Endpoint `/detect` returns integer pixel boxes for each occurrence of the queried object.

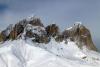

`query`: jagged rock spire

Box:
[63,23,97,51]
[29,16,44,27]
[0,17,98,51]
[45,24,59,37]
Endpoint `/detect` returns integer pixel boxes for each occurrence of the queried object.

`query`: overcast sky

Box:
[0,0,100,51]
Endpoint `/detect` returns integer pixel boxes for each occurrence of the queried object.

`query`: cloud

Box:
[0,4,8,14]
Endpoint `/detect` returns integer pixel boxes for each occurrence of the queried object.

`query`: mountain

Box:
[62,22,97,51]
[0,16,100,67]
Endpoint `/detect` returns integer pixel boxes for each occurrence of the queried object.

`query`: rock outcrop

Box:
[0,17,98,51]
[45,24,59,37]
[29,17,44,27]
[62,23,97,51]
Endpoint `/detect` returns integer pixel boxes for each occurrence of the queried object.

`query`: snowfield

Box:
[0,39,100,67]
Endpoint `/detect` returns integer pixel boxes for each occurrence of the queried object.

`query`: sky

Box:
[0,0,100,51]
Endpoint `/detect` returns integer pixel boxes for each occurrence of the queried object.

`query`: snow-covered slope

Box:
[0,39,100,67]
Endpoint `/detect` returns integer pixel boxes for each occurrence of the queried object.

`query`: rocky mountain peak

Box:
[0,17,98,51]
[63,23,97,51]
[28,17,44,27]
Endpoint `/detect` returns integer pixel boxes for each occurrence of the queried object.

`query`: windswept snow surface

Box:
[0,39,100,67]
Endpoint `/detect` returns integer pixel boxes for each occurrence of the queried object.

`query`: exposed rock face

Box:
[62,23,97,51]
[24,23,49,43]
[0,24,13,41]
[45,24,59,37]
[29,17,44,27]
[0,17,97,51]
[77,25,97,51]
[9,21,25,40]
[55,34,64,42]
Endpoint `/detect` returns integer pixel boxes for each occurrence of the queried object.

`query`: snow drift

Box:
[0,39,100,67]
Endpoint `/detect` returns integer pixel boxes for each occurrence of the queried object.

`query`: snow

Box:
[24,24,46,36]
[66,27,73,30]
[0,39,100,67]
[66,22,82,30]
[75,21,82,25]
[26,15,40,22]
